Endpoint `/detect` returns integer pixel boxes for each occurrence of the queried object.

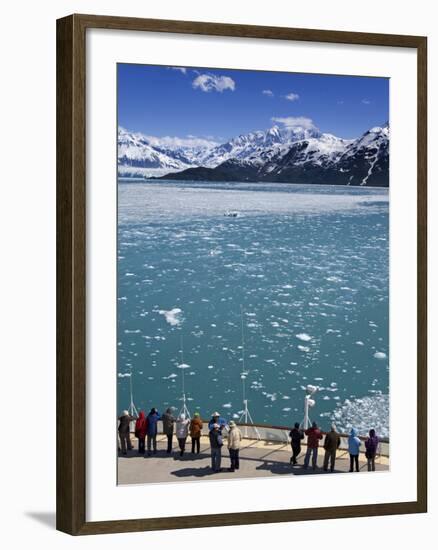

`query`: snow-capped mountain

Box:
[118,127,218,178]
[118,122,389,186]
[198,124,322,167]
[335,124,389,186]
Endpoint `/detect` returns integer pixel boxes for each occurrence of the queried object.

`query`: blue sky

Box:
[118,64,389,142]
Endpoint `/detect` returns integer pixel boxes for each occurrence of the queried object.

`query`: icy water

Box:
[117,181,389,437]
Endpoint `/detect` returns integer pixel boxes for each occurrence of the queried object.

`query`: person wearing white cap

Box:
[209,423,223,472]
[175,413,190,457]
[227,420,242,472]
[208,411,227,433]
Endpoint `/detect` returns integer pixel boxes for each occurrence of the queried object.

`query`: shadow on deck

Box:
[118,435,388,485]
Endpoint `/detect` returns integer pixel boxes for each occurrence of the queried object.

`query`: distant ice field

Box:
[118,180,389,223]
[117,181,389,437]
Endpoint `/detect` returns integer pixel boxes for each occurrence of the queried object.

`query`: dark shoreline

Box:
[117,177,390,190]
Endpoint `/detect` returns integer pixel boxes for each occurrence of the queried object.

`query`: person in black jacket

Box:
[289,422,304,465]
[161,407,176,454]
[209,423,223,472]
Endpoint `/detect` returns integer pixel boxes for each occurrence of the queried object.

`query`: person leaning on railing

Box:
[348,427,362,472]
[303,421,323,470]
[118,410,136,455]
[134,411,148,454]
[176,413,190,457]
[146,408,161,456]
[323,424,341,472]
[365,429,379,471]
[189,412,203,454]
[162,407,176,454]
[289,422,304,465]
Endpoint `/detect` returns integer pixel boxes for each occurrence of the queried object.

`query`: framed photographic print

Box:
[56,14,427,535]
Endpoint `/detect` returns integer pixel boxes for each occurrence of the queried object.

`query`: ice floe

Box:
[331,393,389,437]
[158,308,183,326]
[296,333,312,341]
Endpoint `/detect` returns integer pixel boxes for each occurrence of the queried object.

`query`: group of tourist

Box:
[290,421,380,472]
[118,408,242,473]
[118,409,380,474]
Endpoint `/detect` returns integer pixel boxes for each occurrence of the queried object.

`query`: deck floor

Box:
[118,434,389,485]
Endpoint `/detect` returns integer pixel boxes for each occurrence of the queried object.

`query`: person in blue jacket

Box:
[208,411,227,433]
[146,407,161,456]
[348,427,362,472]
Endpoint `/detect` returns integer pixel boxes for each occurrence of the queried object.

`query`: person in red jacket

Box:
[134,411,148,454]
[303,421,323,470]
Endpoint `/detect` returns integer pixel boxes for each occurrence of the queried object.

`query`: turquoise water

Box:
[117,181,389,436]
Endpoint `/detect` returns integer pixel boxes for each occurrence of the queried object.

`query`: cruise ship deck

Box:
[118,430,389,485]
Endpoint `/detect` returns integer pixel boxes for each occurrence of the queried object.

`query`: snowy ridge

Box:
[118,122,389,186]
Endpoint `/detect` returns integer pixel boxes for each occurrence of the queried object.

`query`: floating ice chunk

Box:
[374,351,387,359]
[158,308,183,326]
[298,345,310,352]
[296,333,312,341]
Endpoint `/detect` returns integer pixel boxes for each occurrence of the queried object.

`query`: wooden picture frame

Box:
[56,13,427,535]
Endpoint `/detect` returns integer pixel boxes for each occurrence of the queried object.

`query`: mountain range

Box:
[118,121,389,187]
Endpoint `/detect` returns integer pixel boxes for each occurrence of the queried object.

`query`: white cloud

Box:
[271,116,317,131]
[362,99,371,104]
[192,73,236,93]
[170,67,187,74]
[146,134,219,149]
[284,92,300,101]
[262,89,274,96]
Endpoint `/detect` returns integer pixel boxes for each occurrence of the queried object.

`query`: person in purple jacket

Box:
[365,428,379,471]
